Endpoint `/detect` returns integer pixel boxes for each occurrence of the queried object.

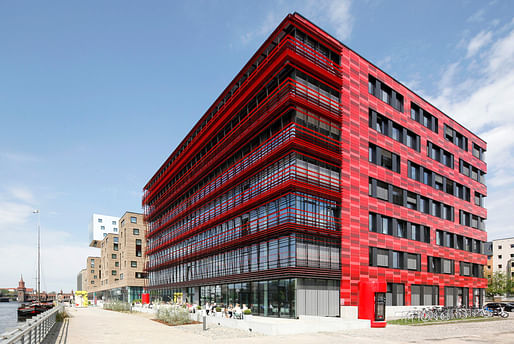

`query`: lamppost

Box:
[33,209,40,303]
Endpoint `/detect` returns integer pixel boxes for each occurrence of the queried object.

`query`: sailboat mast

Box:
[38,219,40,302]
[34,209,40,302]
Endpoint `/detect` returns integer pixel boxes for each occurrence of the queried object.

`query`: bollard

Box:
[203,315,207,331]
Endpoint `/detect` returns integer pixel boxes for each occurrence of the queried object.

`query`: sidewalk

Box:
[46,306,514,344]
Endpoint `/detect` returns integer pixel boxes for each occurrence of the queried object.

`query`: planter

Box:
[244,314,253,320]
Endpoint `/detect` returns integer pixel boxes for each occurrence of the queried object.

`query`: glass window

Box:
[131,261,137,268]
[130,216,137,224]
[133,228,140,235]
[376,248,389,267]
[407,253,418,270]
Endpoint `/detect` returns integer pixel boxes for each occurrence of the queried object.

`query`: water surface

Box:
[0,302,24,334]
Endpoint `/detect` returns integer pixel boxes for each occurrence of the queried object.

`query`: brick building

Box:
[142,13,487,318]
[96,212,148,303]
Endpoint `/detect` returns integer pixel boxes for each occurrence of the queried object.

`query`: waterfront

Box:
[0,302,23,334]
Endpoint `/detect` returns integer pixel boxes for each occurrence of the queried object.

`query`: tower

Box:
[17,275,26,302]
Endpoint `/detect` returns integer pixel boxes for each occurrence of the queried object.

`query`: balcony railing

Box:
[146,78,341,224]
[143,34,342,203]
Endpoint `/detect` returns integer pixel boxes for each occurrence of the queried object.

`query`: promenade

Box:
[43,307,514,343]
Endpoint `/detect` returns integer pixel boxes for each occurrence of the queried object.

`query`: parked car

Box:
[484,302,514,312]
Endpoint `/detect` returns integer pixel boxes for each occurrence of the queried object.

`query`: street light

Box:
[33,209,40,302]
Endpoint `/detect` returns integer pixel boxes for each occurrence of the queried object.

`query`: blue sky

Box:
[1,1,513,292]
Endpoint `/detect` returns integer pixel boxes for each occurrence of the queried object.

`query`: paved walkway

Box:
[46,307,514,343]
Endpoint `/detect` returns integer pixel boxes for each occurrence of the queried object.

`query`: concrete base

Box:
[339,306,358,319]
[189,313,370,335]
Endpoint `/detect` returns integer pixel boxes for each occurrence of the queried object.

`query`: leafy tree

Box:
[487,271,507,296]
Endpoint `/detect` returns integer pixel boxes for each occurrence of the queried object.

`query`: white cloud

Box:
[241,12,282,45]
[0,187,94,292]
[466,30,492,58]
[467,8,486,23]
[428,25,514,241]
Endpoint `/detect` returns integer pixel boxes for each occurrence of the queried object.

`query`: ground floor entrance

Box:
[149,278,340,318]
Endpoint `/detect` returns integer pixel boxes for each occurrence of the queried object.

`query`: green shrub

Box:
[197,305,202,310]
[103,301,131,312]
[243,309,252,315]
[56,310,69,322]
[215,307,222,312]
[156,306,193,325]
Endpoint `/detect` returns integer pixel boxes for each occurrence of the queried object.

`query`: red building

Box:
[142,13,487,320]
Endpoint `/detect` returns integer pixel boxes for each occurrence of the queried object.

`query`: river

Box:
[0,302,24,334]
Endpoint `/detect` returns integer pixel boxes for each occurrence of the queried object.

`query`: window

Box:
[369,109,420,151]
[369,143,401,173]
[113,243,118,251]
[472,143,486,161]
[121,219,125,226]
[112,220,116,225]
[459,159,486,184]
[136,239,142,257]
[498,245,502,250]
[112,254,117,259]
[411,285,439,306]
[101,226,105,230]
[131,261,137,268]
[428,256,454,274]
[498,255,502,259]
[120,273,124,280]
[112,270,116,275]
[113,227,118,232]
[410,102,438,133]
[98,218,102,223]
[103,233,107,237]
[368,75,404,112]
[369,177,454,221]
[444,124,468,151]
[130,216,137,223]
[376,248,389,267]
[115,262,119,267]
[369,212,428,244]
[113,237,118,243]
[370,246,420,271]
[91,269,94,273]
[407,253,418,270]
[459,210,485,230]
[499,264,502,269]
[135,272,148,279]
[387,283,405,306]
[427,142,454,168]
[375,180,389,201]
[133,228,140,235]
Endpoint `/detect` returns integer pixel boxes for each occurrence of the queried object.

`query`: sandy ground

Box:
[43,306,514,344]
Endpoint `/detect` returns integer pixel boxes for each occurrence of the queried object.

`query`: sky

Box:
[0,1,513,292]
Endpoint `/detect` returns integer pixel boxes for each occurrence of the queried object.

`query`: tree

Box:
[487,271,507,296]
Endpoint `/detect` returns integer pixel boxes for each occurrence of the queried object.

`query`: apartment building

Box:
[89,213,120,247]
[142,13,487,320]
[96,212,148,303]
[488,238,514,278]
[85,256,100,295]
[77,268,87,291]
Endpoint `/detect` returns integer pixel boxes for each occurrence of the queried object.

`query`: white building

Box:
[490,237,514,278]
[89,213,120,247]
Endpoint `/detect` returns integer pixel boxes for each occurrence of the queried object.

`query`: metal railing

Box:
[0,305,62,344]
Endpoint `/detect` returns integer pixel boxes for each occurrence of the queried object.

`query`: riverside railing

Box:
[0,305,62,344]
